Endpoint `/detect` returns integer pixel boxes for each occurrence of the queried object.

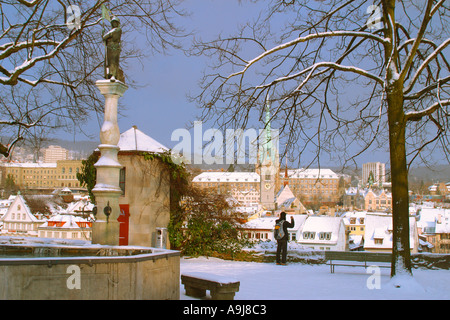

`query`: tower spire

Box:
[284,150,289,187]
[263,94,272,160]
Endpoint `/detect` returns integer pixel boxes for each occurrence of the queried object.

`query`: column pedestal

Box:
[91,79,128,245]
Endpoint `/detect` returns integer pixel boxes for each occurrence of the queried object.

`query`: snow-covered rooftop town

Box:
[0,0,449,306]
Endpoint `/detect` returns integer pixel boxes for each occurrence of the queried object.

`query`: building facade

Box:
[192,171,260,206]
[0,194,45,237]
[298,216,347,251]
[364,189,392,212]
[434,210,450,253]
[286,168,340,207]
[0,160,83,191]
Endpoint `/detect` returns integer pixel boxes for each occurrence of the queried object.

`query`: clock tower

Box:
[257,97,279,211]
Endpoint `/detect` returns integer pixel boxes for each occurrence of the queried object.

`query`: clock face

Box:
[265,183,272,190]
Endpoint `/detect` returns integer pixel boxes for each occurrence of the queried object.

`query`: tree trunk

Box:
[386,81,412,278]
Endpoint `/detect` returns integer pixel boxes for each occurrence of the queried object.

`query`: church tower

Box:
[257,97,279,211]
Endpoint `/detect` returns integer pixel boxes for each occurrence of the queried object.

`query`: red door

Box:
[118,204,130,246]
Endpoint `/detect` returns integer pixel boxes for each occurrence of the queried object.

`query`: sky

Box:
[66,0,279,157]
[52,0,447,169]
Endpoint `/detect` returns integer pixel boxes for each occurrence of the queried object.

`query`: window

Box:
[319,232,332,240]
[303,232,315,239]
[374,239,383,245]
[119,168,126,195]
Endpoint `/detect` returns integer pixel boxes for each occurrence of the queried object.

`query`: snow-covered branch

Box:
[404,75,450,100]
[0,17,100,86]
[255,61,384,91]
[16,0,42,7]
[404,37,450,94]
[405,99,450,122]
[227,30,389,80]
[430,0,447,18]
[399,0,439,84]
[0,119,38,128]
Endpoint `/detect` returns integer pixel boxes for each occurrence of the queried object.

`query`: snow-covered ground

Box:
[180,257,450,300]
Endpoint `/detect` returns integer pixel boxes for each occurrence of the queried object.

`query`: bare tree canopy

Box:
[191,0,450,278]
[0,0,187,156]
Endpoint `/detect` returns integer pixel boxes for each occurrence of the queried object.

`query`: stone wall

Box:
[0,245,179,300]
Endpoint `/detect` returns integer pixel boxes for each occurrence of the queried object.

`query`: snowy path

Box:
[180,257,450,300]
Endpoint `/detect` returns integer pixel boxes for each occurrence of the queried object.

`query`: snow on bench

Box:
[181,272,240,300]
[325,251,391,273]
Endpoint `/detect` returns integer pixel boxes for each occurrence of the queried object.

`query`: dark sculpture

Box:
[103,16,124,82]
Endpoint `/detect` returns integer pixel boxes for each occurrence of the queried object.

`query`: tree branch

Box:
[405,99,450,122]
[403,37,450,94]
[227,30,389,79]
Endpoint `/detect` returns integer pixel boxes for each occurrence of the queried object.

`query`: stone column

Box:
[92,79,128,245]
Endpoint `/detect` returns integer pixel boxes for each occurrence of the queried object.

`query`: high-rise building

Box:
[43,145,68,163]
[362,162,386,187]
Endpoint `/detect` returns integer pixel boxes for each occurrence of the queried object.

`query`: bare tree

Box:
[0,0,187,157]
[191,0,450,278]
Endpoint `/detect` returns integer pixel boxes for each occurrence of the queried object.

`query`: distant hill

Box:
[1,135,99,161]
[408,164,450,183]
[47,139,99,156]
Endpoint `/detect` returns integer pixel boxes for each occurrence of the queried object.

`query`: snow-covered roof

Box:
[276,185,296,206]
[280,197,296,208]
[65,199,94,214]
[342,211,367,225]
[193,171,260,183]
[118,126,168,153]
[242,214,306,232]
[300,216,344,244]
[417,207,443,232]
[242,216,277,230]
[39,213,91,229]
[364,213,417,250]
[0,162,57,168]
[435,209,450,234]
[287,168,339,179]
[1,194,39,222]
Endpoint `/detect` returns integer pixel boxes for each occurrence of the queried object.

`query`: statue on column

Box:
[103,16,125,82]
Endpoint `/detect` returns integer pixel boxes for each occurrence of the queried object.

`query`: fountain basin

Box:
[0,237,179,300]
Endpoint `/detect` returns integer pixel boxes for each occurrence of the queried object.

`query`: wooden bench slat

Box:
[181,272,240,300]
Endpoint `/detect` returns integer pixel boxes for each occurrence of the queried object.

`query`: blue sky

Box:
[59,0,395,168]
[71,0,261,146]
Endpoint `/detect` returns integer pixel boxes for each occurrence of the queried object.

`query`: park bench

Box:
[325,251,391,273]
[181,272,240,300]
